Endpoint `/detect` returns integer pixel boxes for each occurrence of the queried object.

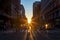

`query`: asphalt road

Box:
[0,29,60,40]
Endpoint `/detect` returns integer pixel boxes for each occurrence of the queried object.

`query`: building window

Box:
[51,14,53,19]
[56,10,59,17]
[54,13,56,18]
[59,10,60,16]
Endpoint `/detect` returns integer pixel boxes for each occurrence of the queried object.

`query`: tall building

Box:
[32,1,41,30]
[41,0,60,28]
[0,0,21,30]
[33,1,41,17]
[20,4,27,24]
[20,4,25,17]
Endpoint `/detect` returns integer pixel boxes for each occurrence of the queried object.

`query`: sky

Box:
[21,0,41,19]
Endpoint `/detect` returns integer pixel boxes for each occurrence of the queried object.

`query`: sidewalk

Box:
[0,29,16,34]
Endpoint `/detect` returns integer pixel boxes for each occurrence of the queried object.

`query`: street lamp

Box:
[45,24,49,29]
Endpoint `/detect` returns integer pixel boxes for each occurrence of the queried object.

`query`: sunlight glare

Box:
[45,24,48,29]
[28,26,31,32]
[28,18,31,24]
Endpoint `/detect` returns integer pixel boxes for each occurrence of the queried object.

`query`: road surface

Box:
[0,29,60,40]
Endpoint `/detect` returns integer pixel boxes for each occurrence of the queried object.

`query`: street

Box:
[0,0,60,40]
[0,28,60,40]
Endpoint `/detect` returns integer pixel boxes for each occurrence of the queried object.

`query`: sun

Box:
[28,18,31,24]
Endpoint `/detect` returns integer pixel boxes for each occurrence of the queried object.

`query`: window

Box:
[59,11,60,16]
[56,10,59,17]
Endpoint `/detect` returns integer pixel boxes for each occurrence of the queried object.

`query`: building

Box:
[41,0,60,29]
[33,1,41,18]
[0,0,21,30]
[32,1,41,30]
[20,4,25,17]
[20,4,27,24]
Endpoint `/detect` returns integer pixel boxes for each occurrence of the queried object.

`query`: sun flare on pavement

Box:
[28,26,31,32]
